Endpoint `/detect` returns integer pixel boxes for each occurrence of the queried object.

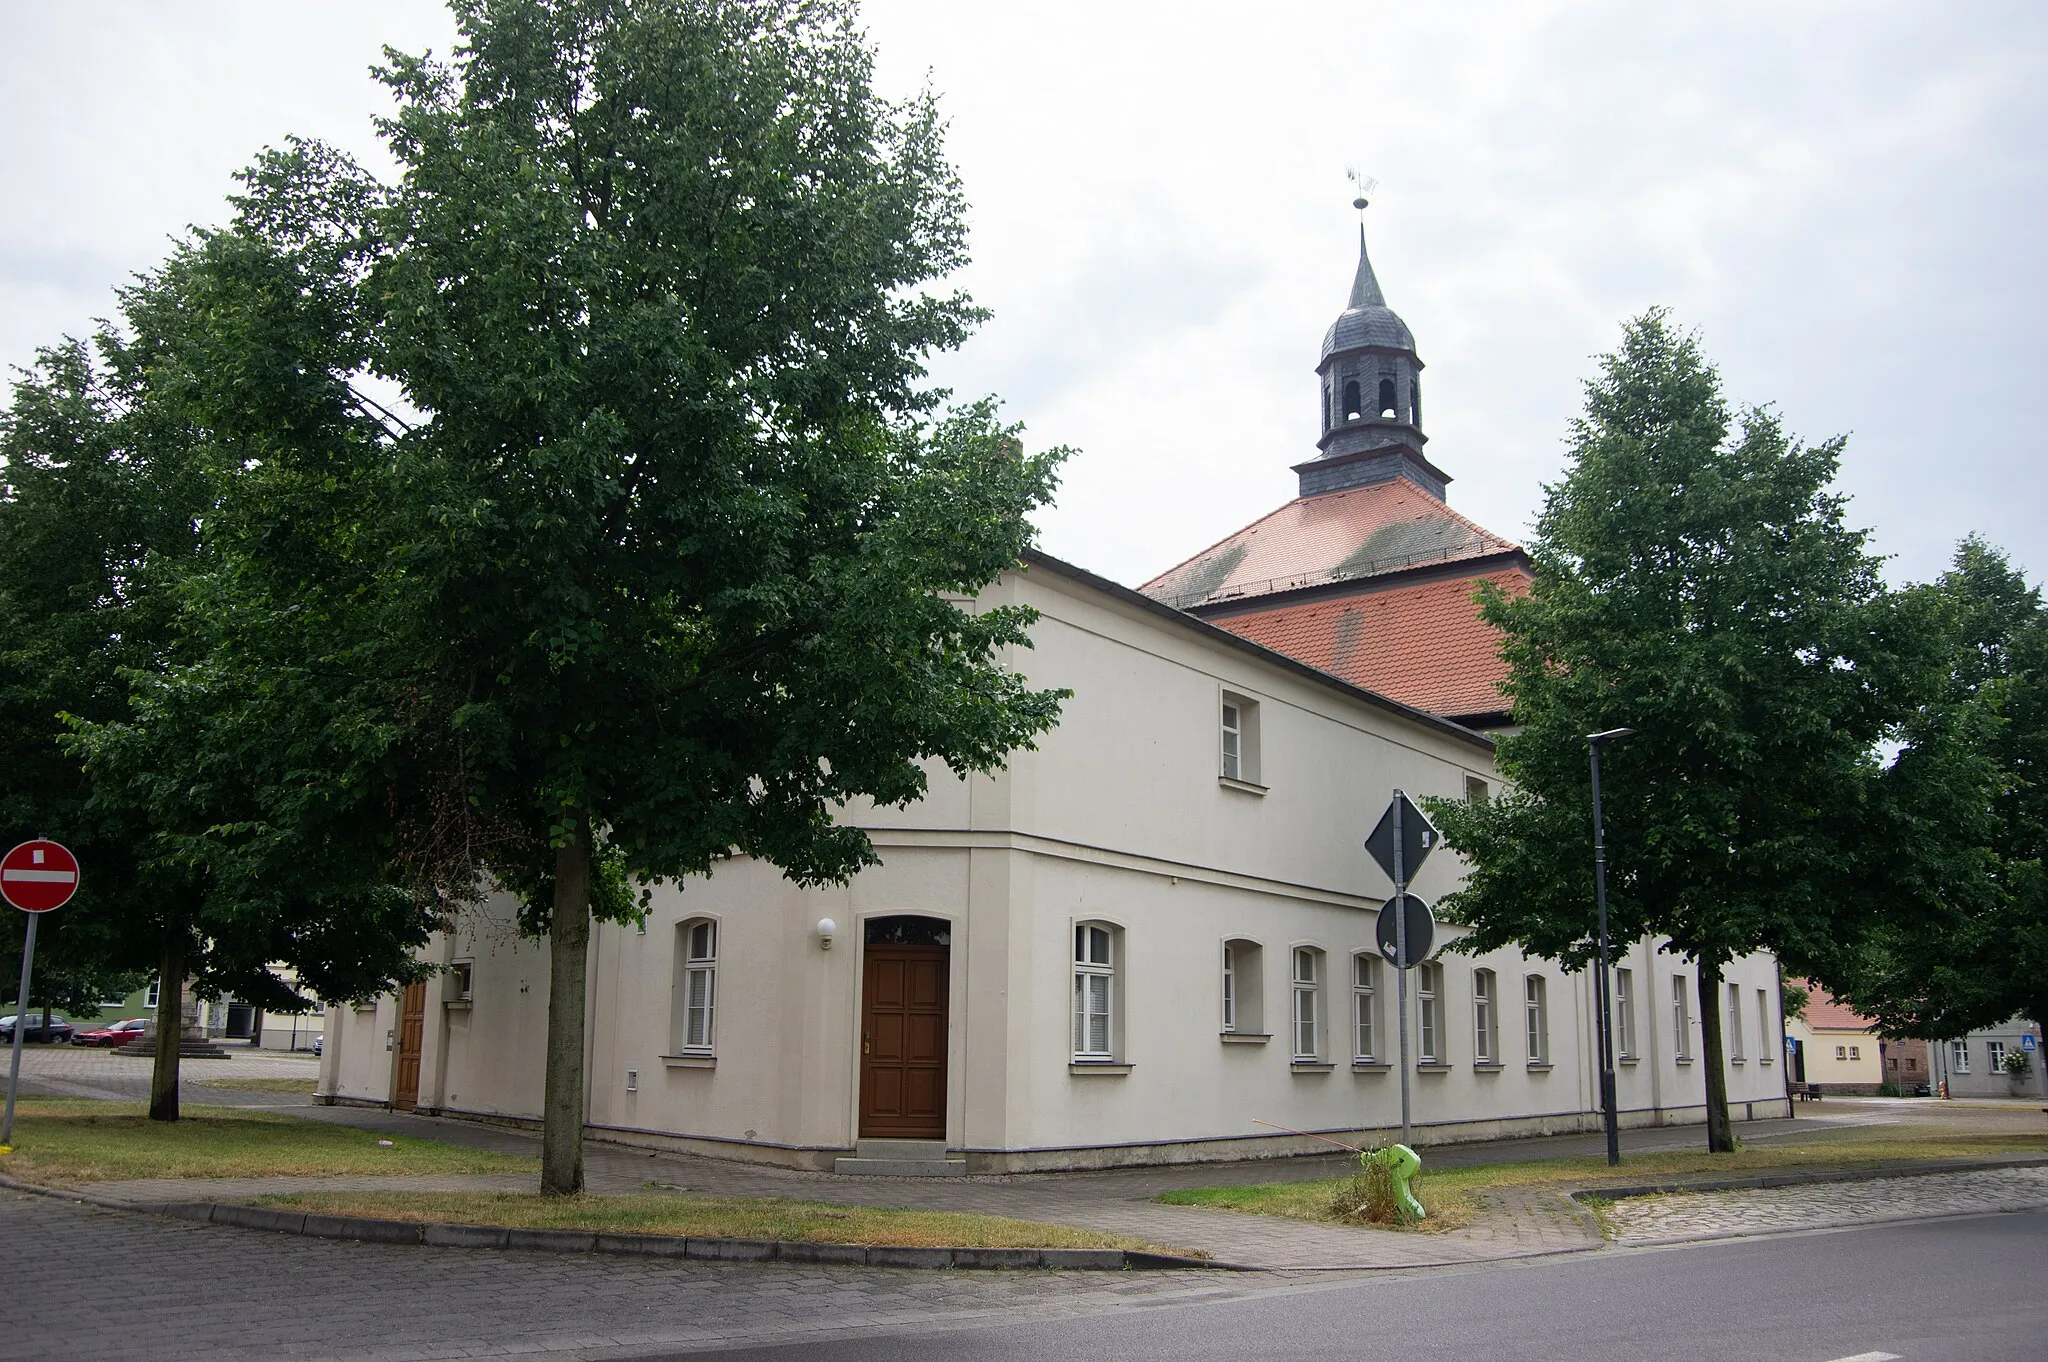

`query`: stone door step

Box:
[834,1138,966,1176]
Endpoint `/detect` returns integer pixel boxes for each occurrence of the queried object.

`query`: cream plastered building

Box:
[319,552,1790,1171]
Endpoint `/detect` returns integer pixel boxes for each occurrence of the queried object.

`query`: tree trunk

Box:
[540,810,592,1196]
[150,925,186,1123]
[1696,961,1735,1153]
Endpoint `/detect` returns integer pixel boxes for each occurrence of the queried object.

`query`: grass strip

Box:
[0,1098,532,1185]
[1155,1133,2048,1233]
[193,1077,320,1094]
[256,1189,1177,1252]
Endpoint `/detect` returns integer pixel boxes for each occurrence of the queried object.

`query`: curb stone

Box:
[0,1174,1231,1270]
[1569,1153,2048,1204]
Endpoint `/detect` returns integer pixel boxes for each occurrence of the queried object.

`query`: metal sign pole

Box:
[3,911,40,1147]
[1393,790,1411,1149]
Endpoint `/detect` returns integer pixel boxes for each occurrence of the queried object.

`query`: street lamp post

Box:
[1588,726,1636,1167]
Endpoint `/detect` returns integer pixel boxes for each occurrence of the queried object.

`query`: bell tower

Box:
[1294,187,1450,500]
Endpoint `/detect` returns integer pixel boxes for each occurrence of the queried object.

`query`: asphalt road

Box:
[674,1210,2048,1362]
[6,1187,2042,1361]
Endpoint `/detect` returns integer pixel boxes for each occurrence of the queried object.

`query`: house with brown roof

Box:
[1142,222,1530,730]
[1786,982,1884,1095]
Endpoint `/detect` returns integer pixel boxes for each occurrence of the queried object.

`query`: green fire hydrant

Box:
[1365,1142,1425,1223]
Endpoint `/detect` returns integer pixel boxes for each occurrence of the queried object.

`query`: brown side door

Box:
[859,944,948,1139]
[393,982,427,1111]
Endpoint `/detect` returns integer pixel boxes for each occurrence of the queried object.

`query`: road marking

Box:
[1823,1353,1900,1362]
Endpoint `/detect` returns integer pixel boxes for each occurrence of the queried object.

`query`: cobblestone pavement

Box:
[18,1047,2040,1270]
[0,1189,1278,1362]
[1604,1165,2048,1244]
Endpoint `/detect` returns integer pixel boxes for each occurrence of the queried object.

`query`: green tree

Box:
[1428,312,1923,1152]
[5,247,440,1119]
[1833,538,2048,1040]
[214,0,1067,1192]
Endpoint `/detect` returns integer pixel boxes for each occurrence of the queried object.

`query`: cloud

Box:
[5,0,2042,591]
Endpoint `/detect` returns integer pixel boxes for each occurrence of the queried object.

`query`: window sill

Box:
[443,999,473,1012]
[1416,1061,1453,1073]
[1220,1032,1271,1045]
[1472,1061,1503,1072]
[1290,1061,1335,1073]
[1526,1062,1555,1073]
[1729,1058,1746,1066]
[1675,1057,1693,1066]
[1070,1062,1133,1076]
[1617,1056,1639,1067]
[1759,1059,1774,1066]
[661,1054,716,1069]
[1218,776,1269,797]
[1351,1060,1390,1072]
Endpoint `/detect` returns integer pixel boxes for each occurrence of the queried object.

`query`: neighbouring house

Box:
[317,223,1792,1172]
[1880,1036,1931,1095]
[1935,1020,2046,1100]
[1785,983,1885,1095]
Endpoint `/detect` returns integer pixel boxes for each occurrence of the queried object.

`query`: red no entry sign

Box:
[1,840,79,913]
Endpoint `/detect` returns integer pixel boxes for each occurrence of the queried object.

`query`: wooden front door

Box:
[393,982,427,1111]
[859,945,949,1138]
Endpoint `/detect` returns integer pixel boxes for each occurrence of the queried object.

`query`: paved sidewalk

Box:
[18,1046,2045,1270]
[1604,1164,2048,1244]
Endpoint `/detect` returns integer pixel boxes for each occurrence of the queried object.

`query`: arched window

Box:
[1342,379,1361,421]
[1073,922,1118,1061]
[1473,968,1498,1063]
[1351,953,1379,1062]
[1292,947,1324,1061]
[1222,939,1264,1035]
[1525,974,1549,1064]
[673,918,718,1053]
[1378,376,1398,419]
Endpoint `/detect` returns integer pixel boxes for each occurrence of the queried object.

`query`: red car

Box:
[72,1017,148,1048]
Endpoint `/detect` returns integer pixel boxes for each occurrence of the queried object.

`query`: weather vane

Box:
[1346,166,1378,215]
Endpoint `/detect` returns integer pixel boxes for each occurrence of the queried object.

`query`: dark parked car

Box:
[0,1013,74,1044]
[72,1017,148,1048]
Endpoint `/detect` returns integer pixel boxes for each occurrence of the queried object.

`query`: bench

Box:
[1795,1083,1823,1101]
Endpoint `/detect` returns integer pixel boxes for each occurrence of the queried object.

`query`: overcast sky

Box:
[4,1,2043,590]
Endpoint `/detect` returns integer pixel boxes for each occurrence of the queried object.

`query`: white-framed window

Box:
[1472,968,1498,1064]
[450,960,475,1002]
[1464,775,1490,803]
[1524,974,1549,1064]
[672,918,718,1053]
[1221,938,1263,1036]
[1351,953,1378,1061]
[1672,975,1692,1059]
[1417,961,1442,1062]
[1219,693,1261,784]
[1987,1040,2007,1073]
[1849,1044,1861,1061]
[1292,947,1324,1061]
[1726,983,1743,1061]
[1950,1040,1970,1073]
[1834,1045,1847,1060]
[145,979,160,1009]
[1757,988,1772,1063]
[1073,923,1117,1060]
[1222,942,1237,1033]
[1615,968,1636,1059]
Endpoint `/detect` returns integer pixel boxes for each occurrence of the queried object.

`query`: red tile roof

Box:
[1800,982,1876,1033]
[1208,567,1529,718]
[1141,480,1522,610]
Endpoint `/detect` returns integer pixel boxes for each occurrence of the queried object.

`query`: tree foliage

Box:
[1428,312,1928,1151]
[196,0,1067,1191]
[1833,538,2048,1039]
